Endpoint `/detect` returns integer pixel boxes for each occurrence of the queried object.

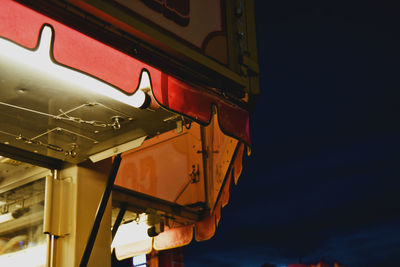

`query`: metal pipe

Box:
[46,234,52,267]
[45,234,56,267]
[52,169,58,180]
[50,235,56,267]
[45,169,59,267]
[44,175,54,234]
[79,154,122,267]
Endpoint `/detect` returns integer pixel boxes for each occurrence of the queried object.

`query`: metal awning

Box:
[0,1,250,165]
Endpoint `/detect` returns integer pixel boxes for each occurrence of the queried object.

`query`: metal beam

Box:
[112,186,203,224]
[0,143,63,170]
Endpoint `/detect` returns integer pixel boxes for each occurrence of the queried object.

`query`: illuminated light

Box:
[112,219,152,247]
[112,213,152,259]
[0,243,46,266]
[112,214,150,248]
[0,25,149,109]
[132,254,146,266]
[0,213,13,223]
[89,135,147,163]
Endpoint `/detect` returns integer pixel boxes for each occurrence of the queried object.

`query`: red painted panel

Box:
[153,75,251,145]
[218,102,251,146]
[0,1,43,49]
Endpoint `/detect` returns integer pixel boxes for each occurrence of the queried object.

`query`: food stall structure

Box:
[0,0,259,266]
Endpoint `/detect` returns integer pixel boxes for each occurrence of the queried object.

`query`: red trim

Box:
[0,0,250,145]
[0,0,159,94]
[53,24,148,94]
[154,76,251,145]
[219,102,250,146]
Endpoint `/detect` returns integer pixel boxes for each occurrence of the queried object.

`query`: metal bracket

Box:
[189,164,200,183]
[44,174,72,237]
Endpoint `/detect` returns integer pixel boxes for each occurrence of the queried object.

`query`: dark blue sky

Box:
[184,1,399,266]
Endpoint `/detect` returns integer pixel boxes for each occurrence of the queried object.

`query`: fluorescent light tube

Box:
[0,25,148,108]
[89,135,146,162]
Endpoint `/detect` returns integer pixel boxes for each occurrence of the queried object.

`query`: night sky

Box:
[183,1,399,266]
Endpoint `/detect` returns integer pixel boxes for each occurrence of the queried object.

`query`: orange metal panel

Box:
[114,123,205,206]
[221,171,232,208]
[194,212,216,242]
[233,143,245,185]
[203,114,238,210]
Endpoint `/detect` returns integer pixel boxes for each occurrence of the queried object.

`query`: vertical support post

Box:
[44,169,59,267]
[46,234,52,267]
